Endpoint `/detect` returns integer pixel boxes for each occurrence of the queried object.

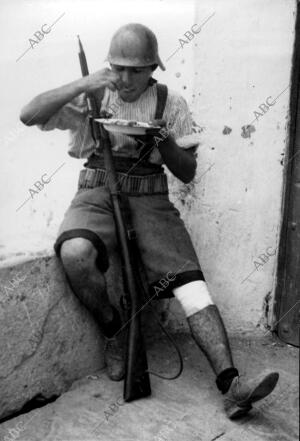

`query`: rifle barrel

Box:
[76,36,151,402]
[77,35,89,76]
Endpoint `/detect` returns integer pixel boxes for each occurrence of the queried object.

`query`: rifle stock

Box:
[77,36,151,402]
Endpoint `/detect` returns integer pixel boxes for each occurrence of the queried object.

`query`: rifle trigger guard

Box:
[127,228,137,241]
[120,294,131,311]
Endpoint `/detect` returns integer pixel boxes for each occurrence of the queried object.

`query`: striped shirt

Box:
[39,81,200,165]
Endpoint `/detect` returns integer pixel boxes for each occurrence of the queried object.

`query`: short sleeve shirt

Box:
[38,82,200,165]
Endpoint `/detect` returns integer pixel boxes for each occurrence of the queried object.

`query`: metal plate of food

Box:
[95,118,162,135]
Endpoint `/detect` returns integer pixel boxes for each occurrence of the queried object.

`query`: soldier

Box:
[20,23,279,419]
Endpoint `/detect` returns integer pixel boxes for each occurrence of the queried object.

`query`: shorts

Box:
[54,185,204,297]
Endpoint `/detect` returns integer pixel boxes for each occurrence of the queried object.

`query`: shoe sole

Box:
[244,372,279,404]
[107,373,125,381]
[228,404,253,419]
[226,372,279,420]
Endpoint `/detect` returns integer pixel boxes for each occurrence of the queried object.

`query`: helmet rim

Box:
[106,23,166,71]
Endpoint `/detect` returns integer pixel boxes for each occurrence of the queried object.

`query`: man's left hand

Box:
[127,119,168,146]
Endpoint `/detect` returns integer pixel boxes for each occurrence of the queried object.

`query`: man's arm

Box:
[20,69,121,126]
[152,91,199,184]
[158,135,197,184]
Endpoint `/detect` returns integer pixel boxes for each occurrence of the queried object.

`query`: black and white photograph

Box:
[0,0,299,440]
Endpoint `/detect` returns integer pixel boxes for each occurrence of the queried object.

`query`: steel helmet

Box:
[106,23,165,71]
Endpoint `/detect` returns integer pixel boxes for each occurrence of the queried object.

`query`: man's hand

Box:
[20,69,123,126]
[127,119,168,144]
[148,118,167,131]
[123,119,169,164]
[82,68,122,94]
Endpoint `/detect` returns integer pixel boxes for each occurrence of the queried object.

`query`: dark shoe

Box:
[104,332,125,381]
[224,370,279,419]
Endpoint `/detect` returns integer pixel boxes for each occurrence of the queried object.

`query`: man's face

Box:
[110,64,153,102]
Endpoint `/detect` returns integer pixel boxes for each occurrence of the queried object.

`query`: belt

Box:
[78,168,169,195]
[85,153,163,175]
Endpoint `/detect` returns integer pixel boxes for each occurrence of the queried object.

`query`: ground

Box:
[0,331,298,441]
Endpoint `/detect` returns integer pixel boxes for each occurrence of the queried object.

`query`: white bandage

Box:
[172,281,214,317]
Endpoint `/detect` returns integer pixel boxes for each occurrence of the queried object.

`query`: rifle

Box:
[77,36,151,401]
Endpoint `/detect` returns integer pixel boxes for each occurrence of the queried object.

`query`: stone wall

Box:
[0,254,186,420]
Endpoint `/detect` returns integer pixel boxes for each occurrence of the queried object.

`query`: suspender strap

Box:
[135,82,168,164]
[93,82,168,160]
[154,84,168,120]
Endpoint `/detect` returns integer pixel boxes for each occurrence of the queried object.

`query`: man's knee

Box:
[60,237,97,274]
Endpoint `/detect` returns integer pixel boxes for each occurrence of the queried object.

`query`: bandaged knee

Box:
[172,280,214,317]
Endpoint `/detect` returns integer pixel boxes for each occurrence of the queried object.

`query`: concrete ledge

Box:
[0,333,298,441]
[0,256,105,420]
[0,254,188,420]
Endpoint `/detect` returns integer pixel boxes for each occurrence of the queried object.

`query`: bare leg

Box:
[187,304,279,419]
[187,304,234,375]
[60,238,117,332]
[175,283,279,418]
[60,237,125,380]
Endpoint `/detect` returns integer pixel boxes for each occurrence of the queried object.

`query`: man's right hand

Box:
[20,68,122,126]
[82,68,122,94]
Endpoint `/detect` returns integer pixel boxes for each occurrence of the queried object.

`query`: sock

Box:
[216,367,239,394]
[101,306,122,338]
